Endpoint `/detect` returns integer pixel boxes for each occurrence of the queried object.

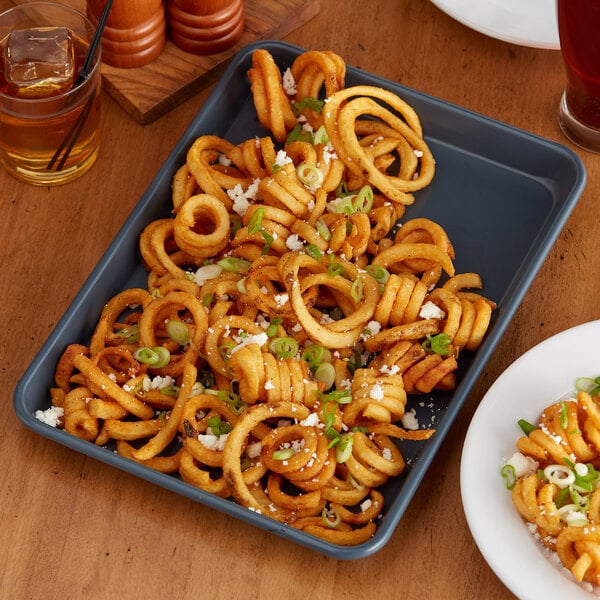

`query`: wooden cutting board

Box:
[11,0,321,124]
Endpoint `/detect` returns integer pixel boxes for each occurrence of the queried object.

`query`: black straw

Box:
[47,0,113,171]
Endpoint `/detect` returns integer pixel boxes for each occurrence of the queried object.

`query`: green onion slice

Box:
[286,123,314,144]
[517,419,538,436]
[305,244,322,260]
[266,317,283,338]
[217,257,251,273]
[207,415,232,436]
[272,448,295,461]
[559,400,569,430]
[269,336,299,359]
[335,181,352,198]
[333,196,355,215]
[421,333,451,356]
[353,185,374,213]
[555,486,571,508]
[159,384,180,397]
[319,389,352,405]
[292,96,324,116]
[202,293,215,307]
[313,125,329,145]
[165,320,190,346]
[500,464,517,490]
[321,506,341,528]
[575,375,600,397]
[296,163,324,188]
[115,324,139,344]
[247,207,264,235]
[335,433,354,463]
[316,219,331,241]
[314,362,336,390]
[301,344,332,368]
[327,261,343,277]
[218,342,236,361]
[543,464,575,488]
[365,264,390,286]
[350,278,364,302]
[133,346,170,368]
[260,230,274,255]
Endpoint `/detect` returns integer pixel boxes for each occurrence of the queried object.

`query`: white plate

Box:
[460,320,600,600]
[431,0,560,49]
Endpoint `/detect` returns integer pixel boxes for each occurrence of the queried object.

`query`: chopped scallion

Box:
[217,257,251,273]
[272,448,295,460]
[133,346,170,368]
[500,464,517,490]
[269,336,299,359]
[165,320,190,346]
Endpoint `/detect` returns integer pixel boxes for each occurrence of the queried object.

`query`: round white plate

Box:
[460,320,600,600]
[431,0,560,49]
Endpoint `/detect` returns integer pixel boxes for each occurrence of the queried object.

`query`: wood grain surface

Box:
[2,1,596,599]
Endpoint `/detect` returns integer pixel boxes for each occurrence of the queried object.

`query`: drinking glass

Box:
[557,0,600,152]
[0,2,102,185]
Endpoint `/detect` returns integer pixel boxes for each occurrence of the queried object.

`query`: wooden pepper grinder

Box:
[167,0,245,55]
[86,0,167,68]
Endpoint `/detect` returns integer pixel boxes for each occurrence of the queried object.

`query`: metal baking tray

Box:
[13,40,586,559]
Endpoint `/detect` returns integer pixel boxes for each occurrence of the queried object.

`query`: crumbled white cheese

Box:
[366,320,382,335]
[149,375,175,390]
[246,441,262,459]
[369,384,384,401]
[228,178,260,216]
[282,68,297,95]
[379,364,400,376]
[418,300,445,320]
[286,233,305,251]
[273,293,289,306]
[321,144,337,165]
[35,406,64,427]
[230,332,269,354]
[198,431,229,451]
[401,408,419,430]
[299,412,320,428]
[339,378,352,390]
[361,319,382,341]
[505,452,538,478]
[274,150,293,168]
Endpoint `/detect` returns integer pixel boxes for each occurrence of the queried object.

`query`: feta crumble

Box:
[228,178,260,216]
[35,406,64,427]
[418,300,446,320]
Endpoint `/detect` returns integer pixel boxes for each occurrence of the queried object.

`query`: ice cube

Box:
[4,27,75,99]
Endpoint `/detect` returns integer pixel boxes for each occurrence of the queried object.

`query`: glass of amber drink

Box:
[0,2,102,185]
[557,0,600,152]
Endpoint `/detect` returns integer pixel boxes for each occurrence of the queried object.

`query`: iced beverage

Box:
[0,3,101,185]
[557,0,600,151]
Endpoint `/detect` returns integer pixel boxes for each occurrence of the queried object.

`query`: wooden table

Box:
[1,1,595,598]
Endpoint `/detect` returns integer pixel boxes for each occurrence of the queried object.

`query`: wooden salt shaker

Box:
[167,0,245,55]
[86,0,167,68]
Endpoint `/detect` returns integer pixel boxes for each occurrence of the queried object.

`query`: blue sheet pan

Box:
[13,40,586,559]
